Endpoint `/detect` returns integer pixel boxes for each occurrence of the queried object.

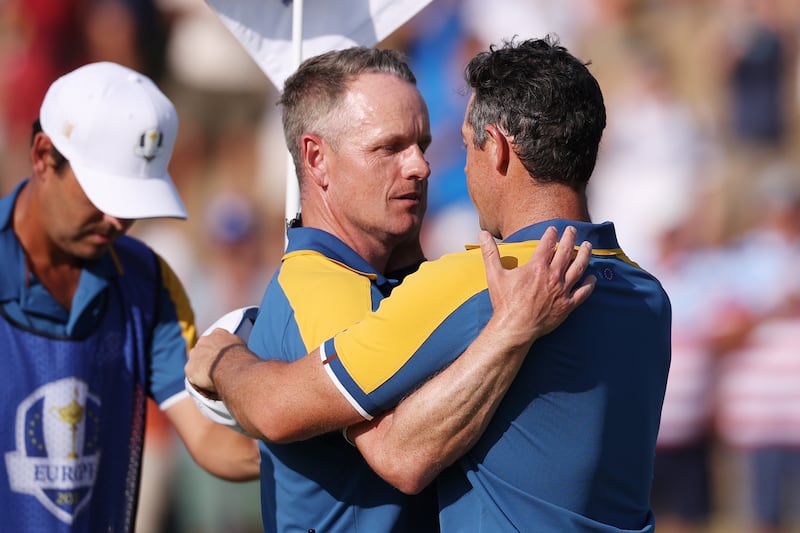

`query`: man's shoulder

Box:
[277,250,377,311]
[281,248,375,281]
[385,248,488,305]
[415,246,488,279]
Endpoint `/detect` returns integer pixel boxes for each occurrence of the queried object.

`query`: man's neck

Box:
[13,184,81,309]
[297,205,398,274]
[499,183,590,240]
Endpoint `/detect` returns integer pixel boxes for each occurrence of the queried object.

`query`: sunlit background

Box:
[1,1,798,532]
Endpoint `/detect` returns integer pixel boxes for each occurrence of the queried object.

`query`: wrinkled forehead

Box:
[337,74,430,139]
[345,73,423,110]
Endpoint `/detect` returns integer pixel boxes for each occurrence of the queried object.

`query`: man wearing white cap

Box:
[0,61,259,532]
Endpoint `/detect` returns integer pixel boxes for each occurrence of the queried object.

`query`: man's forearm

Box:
[210,344,277,440]
[192,336,364,443]
[167,396,261,481]
[350,312,537,493]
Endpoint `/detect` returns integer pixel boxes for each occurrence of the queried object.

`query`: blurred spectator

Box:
[83,0,170,78]
[189,190,274,331]
[648,186,730,533]
[169,190,274,533]
[587,41,715,269]
[718,0,796,150]
[157,0,278,216]
[715,162,800,533]
[0,0,87,193]
[0,0,170,195]
[461,0,595,53]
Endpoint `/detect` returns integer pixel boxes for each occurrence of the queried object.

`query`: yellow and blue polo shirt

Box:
[248,226,438,533]
[323,219,672,532]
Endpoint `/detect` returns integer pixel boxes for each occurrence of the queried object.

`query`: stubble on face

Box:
[44,169,132,262]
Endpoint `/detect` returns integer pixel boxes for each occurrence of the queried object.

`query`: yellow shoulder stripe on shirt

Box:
[156,255,197,351]
[333,244,529,392]
[464,242,642,268]
[109,246,197,351]
[335,239,641,392]
[280,250,378,351]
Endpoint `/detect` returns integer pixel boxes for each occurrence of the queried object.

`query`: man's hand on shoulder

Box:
[479,226,595,347]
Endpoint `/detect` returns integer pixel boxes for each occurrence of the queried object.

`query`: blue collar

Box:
[0,179,25,231]
[286,226,390,286]
[504,219,621,249]
[0,181,28,302]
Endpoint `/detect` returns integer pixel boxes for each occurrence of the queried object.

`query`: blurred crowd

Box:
[1,0,799,532]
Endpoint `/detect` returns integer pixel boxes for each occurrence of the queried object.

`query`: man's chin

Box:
[75,243,112,262]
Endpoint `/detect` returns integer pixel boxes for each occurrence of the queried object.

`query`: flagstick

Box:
[284,0,304,242]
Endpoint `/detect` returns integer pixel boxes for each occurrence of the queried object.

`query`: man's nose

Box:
[103,213,135,233]
[406,145,430,180]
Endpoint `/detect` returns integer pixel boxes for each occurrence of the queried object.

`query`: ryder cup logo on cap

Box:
[135,128,164,161]
[39,62,187,219]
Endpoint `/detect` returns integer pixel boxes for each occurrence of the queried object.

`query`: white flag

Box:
[207,0,434,91]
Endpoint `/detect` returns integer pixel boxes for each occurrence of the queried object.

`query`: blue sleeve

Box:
[149,255,197,406]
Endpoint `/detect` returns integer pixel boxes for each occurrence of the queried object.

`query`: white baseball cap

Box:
[39,62,187,219]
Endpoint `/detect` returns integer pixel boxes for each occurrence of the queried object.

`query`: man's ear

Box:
[30,132,54,178]
[485,124,510,175]
[301,133,328,188]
